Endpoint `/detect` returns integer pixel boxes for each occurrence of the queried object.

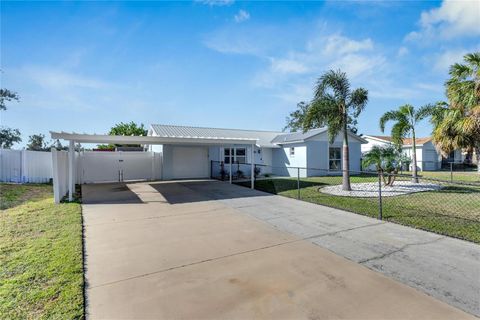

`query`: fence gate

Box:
[79,151,158,184]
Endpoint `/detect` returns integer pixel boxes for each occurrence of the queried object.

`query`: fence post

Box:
[378,172,383,220]
[450,162,453,182]
[297,167,300,200]
[210,160,213,179]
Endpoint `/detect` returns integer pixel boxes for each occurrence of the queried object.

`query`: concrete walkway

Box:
[82,180,478,319]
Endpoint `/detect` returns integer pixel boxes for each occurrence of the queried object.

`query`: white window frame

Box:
[329,146,342,170]
[223,147,246,164]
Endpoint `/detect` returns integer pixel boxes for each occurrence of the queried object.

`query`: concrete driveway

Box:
[82,180,476,319]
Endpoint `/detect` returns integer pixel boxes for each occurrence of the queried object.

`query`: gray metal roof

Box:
[150,124,283,147]
[149,124,366,147]
[270,128,328,144]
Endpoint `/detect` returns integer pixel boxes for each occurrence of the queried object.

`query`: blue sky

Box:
[2,0,479,148]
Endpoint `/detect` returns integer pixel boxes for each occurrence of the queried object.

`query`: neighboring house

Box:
[148,124,367,179]
[362,135,466,171]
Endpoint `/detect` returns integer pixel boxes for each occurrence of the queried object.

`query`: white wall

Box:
[361,137,391,153]
[0,149,53,183]
[307,131,363,174]
[272,143,308,177]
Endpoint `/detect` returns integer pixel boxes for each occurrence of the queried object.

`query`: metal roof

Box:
[271,128,328,144]
[150,124,282,147]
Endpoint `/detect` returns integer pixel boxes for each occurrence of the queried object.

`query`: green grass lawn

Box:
[237,175,480,243]
[0,184,84,319]
[402,170,480,183]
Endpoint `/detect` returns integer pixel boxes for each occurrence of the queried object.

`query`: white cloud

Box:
[270,58,308,74]
[234,9,250,23]
[252,33,383,89]
[397,46,409,57]
[9,66,120,111]
[195,0,234,6]
[318,34,373,55]
[406,0,480,41]
[433,48,470,72]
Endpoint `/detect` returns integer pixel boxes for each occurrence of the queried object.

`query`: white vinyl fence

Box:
[51,150,162,203]
[0,149,53,183]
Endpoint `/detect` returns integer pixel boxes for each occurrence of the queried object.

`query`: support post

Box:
[297,167,300,199]
[229,147,232,184]
[68,140,74,202]
[251,144,255,189]
[378,172,383,220]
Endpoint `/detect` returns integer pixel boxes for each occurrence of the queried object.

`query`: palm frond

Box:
[379,110,403,132]
[315,69,350,102]
[391,121,409,146]
[415,104,434,122]
[349,88,368,118]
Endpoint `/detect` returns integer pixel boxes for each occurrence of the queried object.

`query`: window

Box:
[224,148,231,164]
[224,148,246,164]
[289,147,295,156]
[329,147,341,170]
[235,148,246,164]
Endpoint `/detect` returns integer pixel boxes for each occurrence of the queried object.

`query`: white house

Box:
[49,125,366,203]
[149,124,367,179]
[361,135,466,171]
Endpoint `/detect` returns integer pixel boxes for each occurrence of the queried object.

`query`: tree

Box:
[27,134,49,151]
[362,145,409,186]
[0,127,21,149]
[430,52,480,173]
[0,88,19,111]
[284,102,310,132]
[109,121,148,136]
[107,121,148,148]
[303,69,368,191]
[379,104,432,183]
[0,85,21,148]
[285,101,359,134]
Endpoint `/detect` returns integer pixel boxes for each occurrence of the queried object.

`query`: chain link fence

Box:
[211,160,480,243]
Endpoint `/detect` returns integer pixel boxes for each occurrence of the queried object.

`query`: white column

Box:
[251,144,255,189]
[68,140,74,201]
[229,147,232,184]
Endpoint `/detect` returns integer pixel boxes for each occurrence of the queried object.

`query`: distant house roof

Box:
[364,135,433,146]
[150,124,282,148]
[403,137,433,146]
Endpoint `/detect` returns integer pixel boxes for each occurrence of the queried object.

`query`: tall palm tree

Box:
[379,104,432,183]
[304,69,368,191]
[431,52,480,173]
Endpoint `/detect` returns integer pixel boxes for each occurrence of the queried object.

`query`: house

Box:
[49,125,366,202]
[361,135,466,171]
[148,124,367,179]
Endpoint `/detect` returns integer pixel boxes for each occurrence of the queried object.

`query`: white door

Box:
[171,146,209,179]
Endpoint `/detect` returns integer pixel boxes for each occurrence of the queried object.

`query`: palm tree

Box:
[431,52,480,173]
[379,104,432,183]
[362,145,407,186]
[304,69,368,191]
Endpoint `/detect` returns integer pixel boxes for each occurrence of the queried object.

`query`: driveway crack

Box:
[358,236,446,264]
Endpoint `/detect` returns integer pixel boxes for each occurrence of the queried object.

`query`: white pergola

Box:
[51,131,258,202]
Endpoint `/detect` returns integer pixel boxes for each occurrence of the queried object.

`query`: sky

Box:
[1,0,479,148]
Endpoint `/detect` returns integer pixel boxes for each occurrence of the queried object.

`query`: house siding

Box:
[272,143,307,177]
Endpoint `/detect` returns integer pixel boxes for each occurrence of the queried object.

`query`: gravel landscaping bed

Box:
[320,180,443,197]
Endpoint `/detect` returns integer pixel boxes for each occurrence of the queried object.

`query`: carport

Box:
[50,131,258,203]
